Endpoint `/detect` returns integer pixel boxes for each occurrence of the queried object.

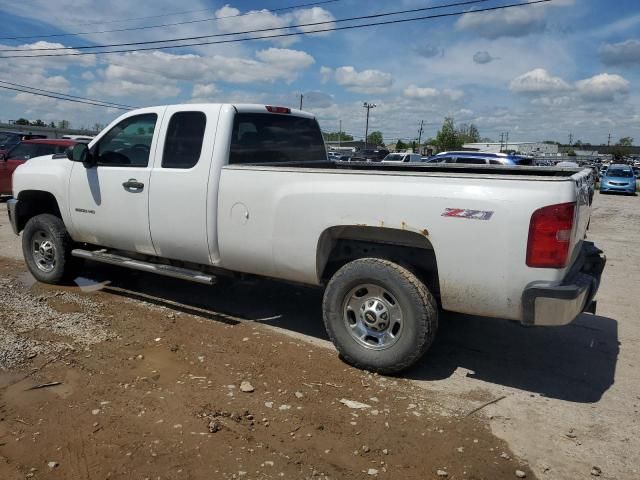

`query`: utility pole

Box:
[505,131,509,152]
[299,94,304,110]
[339,120,342,148]
[568,132,573,146]
[499,132,504,151]
[363,102,376,150]
[607,133,612,146]
[417,120,424,154]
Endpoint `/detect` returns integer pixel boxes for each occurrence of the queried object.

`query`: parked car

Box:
[7,103,604,374]
[0,139,76,195]
[633,166,640,178]
[600,164,637,195]
[61,135,94,143]
[351,148,389,162]
[381,152,422,163]
[0,132,47,158]
[427,151,533,165]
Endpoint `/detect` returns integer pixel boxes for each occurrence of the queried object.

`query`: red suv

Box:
[0,139,76,195]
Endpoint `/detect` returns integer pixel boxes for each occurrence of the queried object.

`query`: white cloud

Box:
[254,48,315,70]
[291,7,335,35]
[599,39,640,66]
[404,85,438,98]
[404,85,464,101]
[456,4,547,39]
[191,83,218,98]
[575,73,630,102]
[510,69,630,103]
[323,66,393,94]
[443,88,464,101]
[509,68,571,94]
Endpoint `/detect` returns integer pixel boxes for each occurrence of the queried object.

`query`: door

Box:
[148,105,221,264]
[68,109,164,254]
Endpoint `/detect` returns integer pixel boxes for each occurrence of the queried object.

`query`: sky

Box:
[0,0,639,145]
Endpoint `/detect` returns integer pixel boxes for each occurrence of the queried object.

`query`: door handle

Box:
[122,179,144,191]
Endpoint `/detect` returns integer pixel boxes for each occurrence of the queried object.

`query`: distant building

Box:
[462,142,559,156]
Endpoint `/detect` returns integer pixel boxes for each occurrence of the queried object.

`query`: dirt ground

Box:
[0,192,638,479]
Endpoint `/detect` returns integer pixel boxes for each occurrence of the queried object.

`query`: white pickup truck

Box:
[7,103,605,373]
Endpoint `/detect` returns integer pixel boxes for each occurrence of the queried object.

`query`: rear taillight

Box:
[526,202,575,268]
[265,106,291,114]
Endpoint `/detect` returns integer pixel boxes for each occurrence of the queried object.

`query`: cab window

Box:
[229,113,326,164]
[162,112,207,169]
[94,113,157,167]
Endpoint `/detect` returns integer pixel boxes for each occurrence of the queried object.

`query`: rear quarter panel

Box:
[218,166,581,320]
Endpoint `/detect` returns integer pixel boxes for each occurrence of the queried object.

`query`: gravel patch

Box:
[0,274,114,369]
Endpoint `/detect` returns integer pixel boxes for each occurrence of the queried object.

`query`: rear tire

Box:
[22,214,81,284]
[323,258,438,374]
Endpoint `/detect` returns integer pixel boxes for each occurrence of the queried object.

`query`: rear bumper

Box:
[6,198,19,235]
[522,241,606,326]
[600,183,635,193]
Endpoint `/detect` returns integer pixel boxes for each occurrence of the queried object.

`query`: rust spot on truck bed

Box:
[421,228,429,237]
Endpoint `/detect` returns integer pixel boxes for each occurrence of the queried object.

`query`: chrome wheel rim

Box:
[32,230,56,273]
[342,283,403,350]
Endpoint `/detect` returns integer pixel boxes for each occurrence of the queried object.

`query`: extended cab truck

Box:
[7,104,606,374]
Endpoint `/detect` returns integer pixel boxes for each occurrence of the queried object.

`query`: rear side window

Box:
[162,111,207,169]
[229,113,326,164]
[36,145,56,156]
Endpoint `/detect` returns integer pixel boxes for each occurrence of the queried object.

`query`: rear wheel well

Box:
[318,227,440,297]
[15,190,62,233]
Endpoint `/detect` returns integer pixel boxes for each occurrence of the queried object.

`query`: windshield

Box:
[0,133,18,147]
[7,143,40,160]
[606,168,633,178]
[384,154,404,161]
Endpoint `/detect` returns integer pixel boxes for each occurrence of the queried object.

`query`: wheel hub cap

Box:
[343,284,404,350]
[32,231,56,273]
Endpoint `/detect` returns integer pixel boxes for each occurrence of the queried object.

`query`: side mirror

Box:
[67,143,96,168]
[0,153,5,161]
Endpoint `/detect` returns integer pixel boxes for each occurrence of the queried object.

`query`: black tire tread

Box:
[322,258,438,374]
[22,214,80,284]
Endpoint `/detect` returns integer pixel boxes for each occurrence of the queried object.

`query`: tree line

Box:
[9,117,105,132]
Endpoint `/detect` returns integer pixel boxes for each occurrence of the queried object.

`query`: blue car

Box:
[425,151,533,166]
[600,164,637,195]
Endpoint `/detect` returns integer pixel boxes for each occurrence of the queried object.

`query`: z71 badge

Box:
[442,208,494,220]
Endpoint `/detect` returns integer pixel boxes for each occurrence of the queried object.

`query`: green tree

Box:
[395,139,408,151]
[435,117,462,151]
[57,120,71,129]
[567,149,576,157]
[31,119,46,127]
[15,118,30,125]
[457,123,480,143]
[618,136,633,147]
[366,131,384,147]
[323,131,353,142]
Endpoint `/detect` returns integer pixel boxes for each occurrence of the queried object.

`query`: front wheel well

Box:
[15,190,62,233]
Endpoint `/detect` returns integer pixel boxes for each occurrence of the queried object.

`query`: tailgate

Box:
[570,168,595,259]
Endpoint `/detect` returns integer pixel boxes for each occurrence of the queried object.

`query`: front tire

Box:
[22,214,81,284]
[323,258,438,374]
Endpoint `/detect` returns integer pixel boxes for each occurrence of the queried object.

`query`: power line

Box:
[0,1,551,59]
[0,79,134,109]
[0,0,341,41]
[0,83,135,110]
[0,0,492,53]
